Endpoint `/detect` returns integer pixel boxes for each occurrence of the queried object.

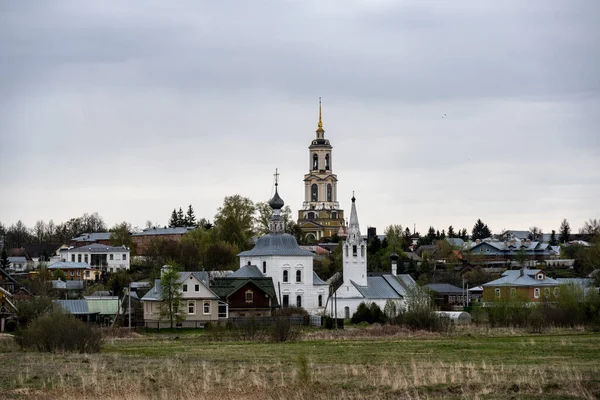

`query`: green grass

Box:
[1,328,599,399]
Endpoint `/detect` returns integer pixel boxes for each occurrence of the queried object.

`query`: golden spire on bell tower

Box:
[316,97,325,138]
[318,97,323,129]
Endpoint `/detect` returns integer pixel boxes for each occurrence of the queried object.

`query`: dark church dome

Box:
[268,188,284,210]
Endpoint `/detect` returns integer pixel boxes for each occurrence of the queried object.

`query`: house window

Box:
[554,287,560,297]
[70,270,74,277]
[345,246,348,257]
[71,254,75,262]
[510,288,516,298]
[283,270,289,283]
[123,254,127,261]
[218,304,227,318]
[78,254,82,262]
[318,295,323,307]
[544,288,550,298]
[84,254,88,263]
[183,284,188,292]
[263,261,266,274]
[537,274,543,280]
[296,295,302,308]
[195,284,199,291]
[353,245,357,256]
[534,288,540,299]
[296,270,302,283]
[495,288,501,298]
[76,270,80,276]
[449,296,455,302]
[307,212,315,220]
[85,271,90,278]
[110,254,114,261]
[245,290,253,303]
[282,295,289,307]
[203,301,210,315]
[188,301,195,315]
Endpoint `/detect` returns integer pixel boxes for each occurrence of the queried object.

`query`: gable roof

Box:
[71,232,112,242]
[23,243,61,258]
[48,261,93,270]
[231,265,264,278]
[67,243,129,253]
[482,268,559,287]
[425,283,464,294]
[350,274,416,299]
[141,272,219,301]
[132,227,194,236]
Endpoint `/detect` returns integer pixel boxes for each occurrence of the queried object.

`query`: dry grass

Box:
[1,330,599,399]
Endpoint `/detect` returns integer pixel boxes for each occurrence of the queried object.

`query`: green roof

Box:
[211,277,279,307]
[86,298,119,315]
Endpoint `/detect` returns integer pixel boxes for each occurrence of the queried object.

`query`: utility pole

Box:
[128,282,132,329]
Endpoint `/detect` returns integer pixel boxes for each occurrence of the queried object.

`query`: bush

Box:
[351,302,385,324]
[238,316,266,341]
[270,316,300,342]
[16,309,103,353]
[16,296,52,328]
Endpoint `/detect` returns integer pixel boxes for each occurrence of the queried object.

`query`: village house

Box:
[481,268,561,302]
[211,265,279,317]
[425,283,470,310]
[141,269,225,328]
[59,243,130,272]
[0,287,18,332]
[69,232,112,247]
[47,261,102,281]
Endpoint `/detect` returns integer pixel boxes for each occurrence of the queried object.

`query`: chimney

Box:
[519,267,524,277]
[476,239,481,245]
[390,249,399,276]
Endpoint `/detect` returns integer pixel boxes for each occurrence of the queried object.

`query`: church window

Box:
[361,245,365,257]
[283,270,289,283]
[325,154,330,170]
[247,261,251,265]
[344,307,350,319]
[188,301,195,315]
[307,212,315,220]
[345,245,348,257]
[245,290,253,303]
[318,295,323,307]
[296,295,302,308]
[282,295,289,307]
[311,184,318,201]
[353,245,357,257]
[332,212,337,219]
[312,154,318,170]
[327,184,332,202]
[296,270,302,283]
[262,261,266,273]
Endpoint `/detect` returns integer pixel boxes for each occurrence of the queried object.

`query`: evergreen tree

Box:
[169,209,178,228]
[559,219,571,244]
[461,229,469,240]
[186,205,196,227]
[447,225,455,238]
[436,230,441,240]
[404,227,411,237]
[177,208,185,227]
[441,229,446,239]
[0,249,10,270]
[549,230,558,246]
[471,219,492,240]
[427,226,436,241]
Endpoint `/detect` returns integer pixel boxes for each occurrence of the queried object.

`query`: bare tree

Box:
[579,219,600,237]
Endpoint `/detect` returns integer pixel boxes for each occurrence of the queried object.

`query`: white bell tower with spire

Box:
[342,193,367,286]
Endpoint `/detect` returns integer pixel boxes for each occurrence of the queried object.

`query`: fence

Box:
[144,315,323,330]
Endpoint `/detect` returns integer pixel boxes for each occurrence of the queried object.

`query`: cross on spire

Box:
[274,168,280,187]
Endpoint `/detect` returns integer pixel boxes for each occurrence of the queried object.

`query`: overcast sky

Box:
[1,0,599,235]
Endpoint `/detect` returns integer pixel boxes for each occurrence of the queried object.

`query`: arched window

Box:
[361,245,365,257]
[296,295,302,308]
[332,211,337,219]
[353,245,357,256]
[188,301,195,315]
[311,184,318,201]
[345,245,348,257]
[327,184,332,202]
[325,154,330,170]
[344,306,350,319]
[307,212,315,220]
[312,154,318,170]
[296,270,302,283]
[318,294,323,307]
[262,261,266,274]
[283,270,289,283]
[247,261,251,265]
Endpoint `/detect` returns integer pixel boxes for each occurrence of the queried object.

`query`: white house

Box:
[7,257,28,273]
[60,243,130,272]
[332,195,416,319]
[237,182,329,314]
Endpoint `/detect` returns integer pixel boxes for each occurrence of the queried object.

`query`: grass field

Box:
[1,327,599,399]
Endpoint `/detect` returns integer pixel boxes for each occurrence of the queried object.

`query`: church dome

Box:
[238,233,313,257]
[268,188,284,210]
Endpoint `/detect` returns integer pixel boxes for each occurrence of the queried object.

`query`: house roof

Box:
[86,298,119,315]
[231,265,264,278]
[403,252,422,262]
[425,283,464,294]
[66,243,129,253]
[211,277,279,307]
[141,271,220,301]
[313,271,328,285]
[132,227,194,236]
[48,261,93,270]
[51,279,85,290]
[54,300,92,314]
[482,268,559,287]
[351,274,415,299]
[23,243,61,258]
[238,233,313,257]
[445,238,465,247]
[7,257,27,263]
[71,232,112,242]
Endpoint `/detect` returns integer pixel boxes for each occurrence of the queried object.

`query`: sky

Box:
[1,0,599,236]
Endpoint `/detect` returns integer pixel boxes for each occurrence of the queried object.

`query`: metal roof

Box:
[231,265,264,278]
[313,271,328,286]
[445,238,465,247]
[67,243,129,253]
[132,227,194,236]
[8,257,27,263]
[142,272,220,301]
[48,261,93,270]
[54,300,92,315]
[425,283,464,294]
[211,277,279,307]
[71,232,112,242]
[482,268,560,287]
[87,298,119,315]
[238,233,314,257]
[351,275,402,299]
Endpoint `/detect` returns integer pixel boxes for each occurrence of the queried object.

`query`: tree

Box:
[158,268,184,328]
[108,270,132,297]
[528,226,543,241]
[109,222,134,251]
[214,195,256,250]
[384,225,405,250]
[34,220,46,243]
[0,249,10,270]
[471,219,491,240]
[559,219,571,244]
[169,209,179,228]
[580,218,600,237]
[52,269,67,281]
[549,230,558,246]
[177,208,185,227]
[255,202,293,234]
[185,205,196,227]
[447,225,455,238]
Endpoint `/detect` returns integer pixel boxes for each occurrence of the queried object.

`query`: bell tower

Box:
[297,99,345,242]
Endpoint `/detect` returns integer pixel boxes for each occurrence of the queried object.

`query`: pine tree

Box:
[0,249,10,270]
[471,219,492,240]
[185,205,196,227]
[441,229,446,239]
[176,208,185,227]
[447,225,455,238]
[549,230,558,246]
[559,219,571,244]
[169,209,178,228]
